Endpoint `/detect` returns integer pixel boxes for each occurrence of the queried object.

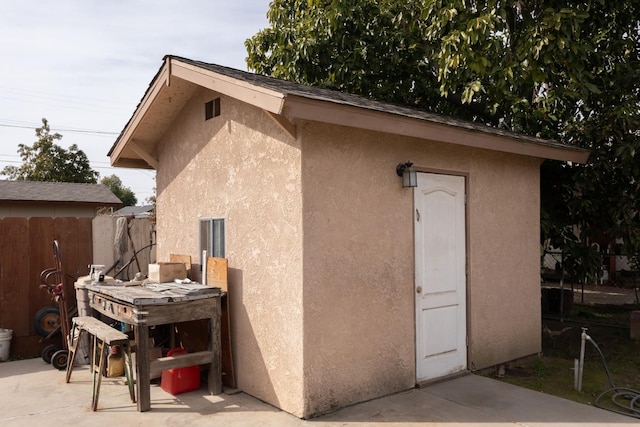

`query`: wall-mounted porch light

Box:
[396,162,418,188]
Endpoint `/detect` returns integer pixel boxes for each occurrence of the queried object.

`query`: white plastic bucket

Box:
[74,276,92,317]
[0,328,13,361]
[73,328,90,366]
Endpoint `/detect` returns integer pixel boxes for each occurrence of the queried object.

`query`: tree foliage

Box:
[247,1,640,274]
[1,118,99,183]
[101,174,137,207]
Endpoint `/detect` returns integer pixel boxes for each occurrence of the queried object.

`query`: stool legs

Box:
[123,344,136,403]
[91,335,107,411]
[65,322,81,383]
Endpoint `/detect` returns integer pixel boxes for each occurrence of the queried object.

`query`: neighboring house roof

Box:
[0,180,122,207]
[113,205,154,218]
[108,55,590,168]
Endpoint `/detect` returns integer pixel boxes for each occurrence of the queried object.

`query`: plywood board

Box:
[206,257,228,291]
[206,257,235,388]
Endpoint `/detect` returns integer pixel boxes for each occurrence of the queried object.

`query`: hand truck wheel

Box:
[51,349,69,371]
[42,344,61,364]
[34,306,61,337]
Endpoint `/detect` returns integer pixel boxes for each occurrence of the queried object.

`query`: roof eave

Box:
[109,56,589,168]
[109,57,287,169]
[1,199,122,208]
[108,58,172,168]
[282,95,590,164]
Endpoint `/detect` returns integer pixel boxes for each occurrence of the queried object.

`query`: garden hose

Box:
[585,333,640,418]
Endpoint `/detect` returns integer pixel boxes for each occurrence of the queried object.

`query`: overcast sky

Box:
[0,1,271,203]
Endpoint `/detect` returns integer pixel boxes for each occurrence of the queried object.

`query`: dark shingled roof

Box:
[114,205,154,217]
[108,55,589,162]
[0,180,122,206]
[167,56,583,153]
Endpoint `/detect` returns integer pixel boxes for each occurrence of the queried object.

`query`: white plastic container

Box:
[0,328,13,361]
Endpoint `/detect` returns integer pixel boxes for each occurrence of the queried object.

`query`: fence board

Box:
[0,218,30,336]
[0,215,157,358]
[28,217,55,336]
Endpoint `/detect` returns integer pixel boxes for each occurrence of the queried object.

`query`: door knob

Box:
[416,286,422,294]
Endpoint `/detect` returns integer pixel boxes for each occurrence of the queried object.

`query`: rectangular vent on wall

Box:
[205,98,221,120]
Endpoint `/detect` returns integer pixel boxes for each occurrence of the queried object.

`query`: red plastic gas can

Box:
[161,348,201,395]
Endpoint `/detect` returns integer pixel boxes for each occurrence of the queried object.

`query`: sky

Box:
[0,1,272,204]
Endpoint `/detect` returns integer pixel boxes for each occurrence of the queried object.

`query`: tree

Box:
[101,174,137,207]
[1,118,99,183]
[247,1,640,276]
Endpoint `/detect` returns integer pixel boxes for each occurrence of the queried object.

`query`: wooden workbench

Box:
[87,282,223,412]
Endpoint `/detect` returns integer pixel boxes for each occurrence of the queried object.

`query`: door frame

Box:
[413,169,471,384]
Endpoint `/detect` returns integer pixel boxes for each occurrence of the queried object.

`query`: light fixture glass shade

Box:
[402,167,418,187]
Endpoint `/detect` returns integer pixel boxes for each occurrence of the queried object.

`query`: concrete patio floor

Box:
[0,358,635,426]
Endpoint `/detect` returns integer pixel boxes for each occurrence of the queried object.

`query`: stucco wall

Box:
[301,122,416,417]
[154,88,305,416]
[153,88,542,418]
[300,121,541,417]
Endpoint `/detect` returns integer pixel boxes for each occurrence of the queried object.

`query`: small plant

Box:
[533,357,548,377]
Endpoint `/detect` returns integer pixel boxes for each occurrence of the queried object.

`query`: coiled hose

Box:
[586,335,640,418]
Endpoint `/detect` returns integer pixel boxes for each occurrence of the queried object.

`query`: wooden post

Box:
[208,297,222,395]
[135,324,151,412]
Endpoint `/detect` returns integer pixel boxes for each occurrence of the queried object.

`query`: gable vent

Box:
[205,98,221,120]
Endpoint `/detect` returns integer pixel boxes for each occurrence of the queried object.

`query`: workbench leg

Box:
[208,298,222,395]
[135,325,151,412]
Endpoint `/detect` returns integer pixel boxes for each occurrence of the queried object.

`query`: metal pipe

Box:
[577,327,588,391]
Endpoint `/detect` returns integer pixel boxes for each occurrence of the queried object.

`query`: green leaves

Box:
[0,118,99,184]
[101,174,137,207]
[247,0,640,257]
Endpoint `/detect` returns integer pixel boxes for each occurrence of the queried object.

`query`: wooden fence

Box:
[0,217,92,357]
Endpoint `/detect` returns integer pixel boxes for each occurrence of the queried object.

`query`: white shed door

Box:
[415,173,467,382]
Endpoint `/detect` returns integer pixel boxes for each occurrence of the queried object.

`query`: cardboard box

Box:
[148,263,187,283]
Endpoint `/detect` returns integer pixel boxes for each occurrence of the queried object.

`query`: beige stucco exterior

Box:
[149,86,542,418]
[108,57,588,419]
[300,121,541,415]
[154,89,305,415]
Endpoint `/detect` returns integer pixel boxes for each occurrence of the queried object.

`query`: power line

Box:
[0,122,119,136]
[0,86,127,115]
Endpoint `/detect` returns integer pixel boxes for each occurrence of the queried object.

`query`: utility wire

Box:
[0,122,119,136]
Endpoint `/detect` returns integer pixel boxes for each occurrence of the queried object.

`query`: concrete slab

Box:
[0,359,635,426]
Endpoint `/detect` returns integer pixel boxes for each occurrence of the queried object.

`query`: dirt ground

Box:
[486,304,640,415]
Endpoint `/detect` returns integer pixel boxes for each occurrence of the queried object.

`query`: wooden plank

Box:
[53,217,79,314]
[0,218,31,337]
[69,218,93,310]
[135,324,151,412]
[149,350,214,374]
[28,218,56,336]
[53,217,77,273]
[74,316,129,344]
[209,296,222,394]
[87,283,220,305]
[207,257,235,388]
[89,291,220,326]
[76,218,93,277]
[206,257,228,291]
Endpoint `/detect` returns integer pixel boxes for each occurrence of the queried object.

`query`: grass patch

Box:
[486,304,640,411]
